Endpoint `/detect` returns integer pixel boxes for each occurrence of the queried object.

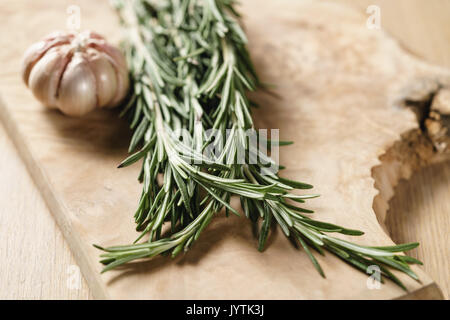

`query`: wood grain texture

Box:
[0,123,92,299]
[330,0,450,300]
[330,0,450,69]
[0,0,449,299]
[387,162,450,300]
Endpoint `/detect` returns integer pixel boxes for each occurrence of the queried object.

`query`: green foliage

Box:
[96,0,421,290]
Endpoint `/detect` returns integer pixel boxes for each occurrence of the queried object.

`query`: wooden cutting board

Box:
[0,0,448,299]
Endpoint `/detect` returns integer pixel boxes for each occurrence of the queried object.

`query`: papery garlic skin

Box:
[22,31,130,117]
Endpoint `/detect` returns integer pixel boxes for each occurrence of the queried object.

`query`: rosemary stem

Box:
[95,0,422,290]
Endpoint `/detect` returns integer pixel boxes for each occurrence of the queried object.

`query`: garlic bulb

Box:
[22,30,129,117]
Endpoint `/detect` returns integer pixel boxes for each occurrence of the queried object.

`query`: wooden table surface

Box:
[0,0,448,299]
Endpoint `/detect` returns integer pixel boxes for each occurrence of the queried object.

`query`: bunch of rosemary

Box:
[96,0,422,290]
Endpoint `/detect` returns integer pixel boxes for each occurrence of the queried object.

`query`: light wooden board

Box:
[0,0,449,299]
[0,123,92,299]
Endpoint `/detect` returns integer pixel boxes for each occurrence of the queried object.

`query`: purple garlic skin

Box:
[22,30,130,117]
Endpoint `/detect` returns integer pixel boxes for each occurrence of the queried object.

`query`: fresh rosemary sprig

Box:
[96,0,422,290]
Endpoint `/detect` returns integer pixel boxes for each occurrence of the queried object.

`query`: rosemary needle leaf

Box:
[395,255,423,265]
[372,256,420,281]
[117,138,154,168]
[370,242,420,252]
[197,181,240,217]
[324,237,396,257]
[278,177,314,190]
[258,210,272,251]
[377,264,407,291]
[297,235,325,278]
